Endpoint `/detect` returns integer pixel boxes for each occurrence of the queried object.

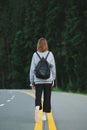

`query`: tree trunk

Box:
[2,71,5,89]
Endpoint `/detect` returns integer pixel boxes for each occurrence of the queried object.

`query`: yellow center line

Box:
[47,113,57,130]
[21,90,35,98]
[34,110,43,130]
[18,90,57,130]
[19,90,43,130]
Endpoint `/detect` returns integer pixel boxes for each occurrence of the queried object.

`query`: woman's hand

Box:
[52,80,54,87]
[31,84,35,89]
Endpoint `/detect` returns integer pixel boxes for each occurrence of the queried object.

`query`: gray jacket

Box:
[29,51,56,85]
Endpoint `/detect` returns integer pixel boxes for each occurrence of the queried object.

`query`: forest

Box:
[0,0,87,93]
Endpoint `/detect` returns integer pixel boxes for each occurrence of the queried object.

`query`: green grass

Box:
[52,87,87,96]
[52,87,63,92]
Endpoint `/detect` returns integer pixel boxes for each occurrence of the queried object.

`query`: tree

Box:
[62,2,84,92]
[0,38,7,88]
[10,31,27,88]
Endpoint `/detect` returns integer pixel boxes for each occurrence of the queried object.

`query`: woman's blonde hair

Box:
[37,37,48,52]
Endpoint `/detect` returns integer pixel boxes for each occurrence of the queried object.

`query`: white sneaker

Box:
[35,109,40,122]
[35,106,40,122]
[42,114,46,121]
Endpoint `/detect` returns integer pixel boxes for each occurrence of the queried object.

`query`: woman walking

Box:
[29,37,56,122]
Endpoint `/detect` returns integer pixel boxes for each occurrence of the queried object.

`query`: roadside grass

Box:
[52,87,87,96]
[52,87,62,92]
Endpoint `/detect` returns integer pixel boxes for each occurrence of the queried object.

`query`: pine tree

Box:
[0,38,7,88]
[62,2,84,92]
[10,31,27,88]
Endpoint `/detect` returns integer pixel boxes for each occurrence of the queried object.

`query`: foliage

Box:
[0,0,87,93]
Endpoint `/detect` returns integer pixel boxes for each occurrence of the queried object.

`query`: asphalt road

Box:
[51,92,87,130]
[0,89,87,130]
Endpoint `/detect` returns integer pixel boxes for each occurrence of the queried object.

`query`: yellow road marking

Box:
[21,90,35,98]
[34,110,43,130]
[19,90,57,130]
[47,113,57,130]
[19,90,43,130]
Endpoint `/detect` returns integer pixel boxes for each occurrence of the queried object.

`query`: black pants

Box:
[35,84,52,113]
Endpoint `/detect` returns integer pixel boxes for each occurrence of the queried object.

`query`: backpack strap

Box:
[45,51,50,60]
[36,51,50,60]
[36,52,41,59]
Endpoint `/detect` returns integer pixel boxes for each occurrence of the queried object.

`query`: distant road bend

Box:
[0,89,87,130]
